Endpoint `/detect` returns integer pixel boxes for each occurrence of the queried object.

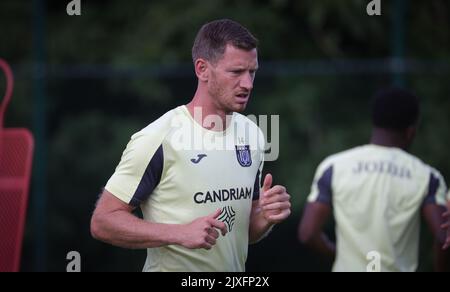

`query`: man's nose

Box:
[240,72,254,91]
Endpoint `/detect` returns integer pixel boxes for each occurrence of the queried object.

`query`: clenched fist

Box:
[259,174,291,224]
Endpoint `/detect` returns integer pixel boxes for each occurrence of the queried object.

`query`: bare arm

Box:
[249,200,274,244]
[249,174,291,244]
[90,190,227,250]
[298,202,335,262]
[422,204,450,272]
[442,205,450,250]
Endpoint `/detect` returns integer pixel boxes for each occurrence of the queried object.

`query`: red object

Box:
[0,59,34,272]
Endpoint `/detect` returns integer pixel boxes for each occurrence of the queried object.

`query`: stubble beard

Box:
[209,76,237,114]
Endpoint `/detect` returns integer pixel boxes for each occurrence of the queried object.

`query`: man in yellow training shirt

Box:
[90,19,291,272]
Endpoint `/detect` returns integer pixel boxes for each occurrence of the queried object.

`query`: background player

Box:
[298,88,449,272]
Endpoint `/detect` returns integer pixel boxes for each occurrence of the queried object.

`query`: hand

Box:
[179,209,228,250]
[441,209,450,250]
[259,173,291,225]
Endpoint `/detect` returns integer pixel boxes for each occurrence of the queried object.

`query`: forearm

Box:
[249,208,274,244]
[308,233,336,261]
[433,242,450,272]
[91,210,181,249]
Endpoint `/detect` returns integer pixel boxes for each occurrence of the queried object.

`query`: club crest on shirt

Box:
[235,145,252,167]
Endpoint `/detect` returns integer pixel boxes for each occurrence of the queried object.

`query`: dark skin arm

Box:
[422,204,450,272]
[298,202,336,263]
[442,202,450,250]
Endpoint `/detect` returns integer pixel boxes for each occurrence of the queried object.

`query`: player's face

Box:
[208,44,258,113]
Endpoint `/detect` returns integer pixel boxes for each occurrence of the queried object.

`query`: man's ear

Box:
[194,59,209,82]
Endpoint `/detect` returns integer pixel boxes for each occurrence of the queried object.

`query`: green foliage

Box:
[1,0,449,271]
